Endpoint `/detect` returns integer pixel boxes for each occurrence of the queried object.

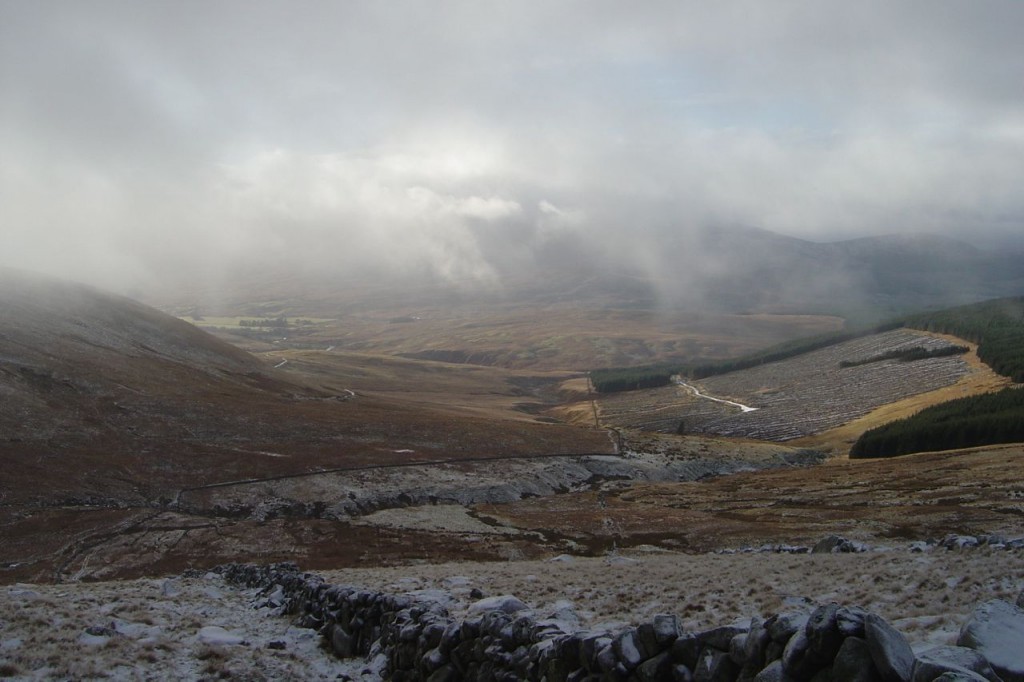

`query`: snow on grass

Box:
[0,573,378,681]
[1,546,1021,679]
[323,545,1024,644]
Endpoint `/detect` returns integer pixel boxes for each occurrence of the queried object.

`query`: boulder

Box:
[931,673,994,682]
[832,637,882,682]
[912,646,1001,682]
[836,607,868,638]
[672,634,702,669]
[864,613,915,682]
[805,604,844,663]
[767,613,809,644]
[699,624,750,651]
[673,664,695,682]
[654,614,683,646]
[958,600,1024,682]
[741,618,772,670]
[636,651,674,681]
[694,647,740,682]
[198,625,246,646]
[784,604,843,679]
[426,664,459,682]
[812,535,865,554]
[330,624,356,658]
[636,622,666,660]
[467,595,529,616]
[756,660,795,682]
[782,628,811,678]
[613,629,645,670]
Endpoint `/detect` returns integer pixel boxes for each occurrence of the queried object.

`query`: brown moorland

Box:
[3,267,1019,591]
[475,443,1024,553]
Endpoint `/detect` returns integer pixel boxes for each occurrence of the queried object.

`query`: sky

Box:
[1,1,1023,294]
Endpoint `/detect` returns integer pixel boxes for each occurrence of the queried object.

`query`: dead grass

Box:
[207,300,843,373]
[476,445,1024,553]
[323,546,1023,648]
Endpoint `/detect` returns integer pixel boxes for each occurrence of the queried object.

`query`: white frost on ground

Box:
[1,547,1022,680]
[0,573,382,681]
[351,504,527,535]
[325,546,1024,649]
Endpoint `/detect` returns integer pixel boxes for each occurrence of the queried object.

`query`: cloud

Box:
[0,1,1022,295]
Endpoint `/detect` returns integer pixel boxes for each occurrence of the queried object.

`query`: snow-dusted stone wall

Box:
[215,562,1023,682]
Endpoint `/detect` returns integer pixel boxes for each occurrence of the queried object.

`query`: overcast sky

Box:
[2,1,1023,293]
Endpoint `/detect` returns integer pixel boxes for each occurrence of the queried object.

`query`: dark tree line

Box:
[590,321,903,393]
[240,316,289,328]
[687,322,904,379]
[904,297,1024,382]
[590,364,679,393]
[851,387,1024,458]
[838,344,968,368]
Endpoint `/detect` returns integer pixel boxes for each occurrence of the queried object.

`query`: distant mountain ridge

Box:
[154,226,1024,322]
[648,226,1024,316]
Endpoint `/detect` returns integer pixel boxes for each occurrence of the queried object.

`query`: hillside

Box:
[596,329,1003,444]
[0,268,611,496]
[0,269,613,582]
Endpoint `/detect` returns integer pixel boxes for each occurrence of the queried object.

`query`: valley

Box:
[2,268,1020,582]
[2,268,1023,680]
[6,6,1024,677]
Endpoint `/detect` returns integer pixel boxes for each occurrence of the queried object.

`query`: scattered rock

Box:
[957,599,1024,682]
[812,536,868,554]
[197,625,246,646]
[6,587,41,601]
[78,631,112,647]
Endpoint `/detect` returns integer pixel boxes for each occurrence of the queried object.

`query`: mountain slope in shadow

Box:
[0,269,609,508]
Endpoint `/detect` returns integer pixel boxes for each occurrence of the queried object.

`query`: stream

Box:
[672,375,759,413]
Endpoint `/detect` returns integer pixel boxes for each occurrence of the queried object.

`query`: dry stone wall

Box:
[214,562,1024,682]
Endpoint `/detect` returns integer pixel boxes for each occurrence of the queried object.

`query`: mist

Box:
[2,1,1023,300]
